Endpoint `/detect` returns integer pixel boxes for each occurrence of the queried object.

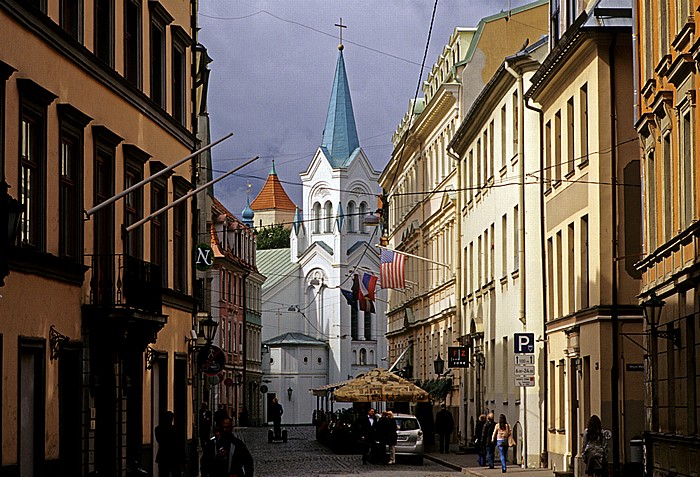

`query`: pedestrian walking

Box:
[155,411,183,477]
[482,412,496,469]
[435,404,454,453]
[377,411,398,464]
[214,404,229,427]
[201,417,254,477]
[199,402,213,448]
[582,415,608,477]
[491,414,512,473]
[474,413,487,466]
[269,397,284,439]
[356,408,378,464]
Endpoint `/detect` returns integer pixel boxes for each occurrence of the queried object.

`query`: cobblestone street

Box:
[235,426,460,477]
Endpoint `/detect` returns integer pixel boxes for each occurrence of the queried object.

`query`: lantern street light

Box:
[199,315,219,345]
[641,292,679,346]
[287,387,293,401]
[433,354,445,377]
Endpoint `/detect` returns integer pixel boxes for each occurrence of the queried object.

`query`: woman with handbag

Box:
[491,414,512,473]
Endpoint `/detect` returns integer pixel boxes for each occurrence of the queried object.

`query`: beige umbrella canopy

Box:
[333,368,430,402]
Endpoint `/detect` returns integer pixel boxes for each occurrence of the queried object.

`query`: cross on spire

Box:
[334,18,347,50]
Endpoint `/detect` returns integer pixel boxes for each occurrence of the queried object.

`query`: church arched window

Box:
[324,201,333,233]
[359,202,367,233]
[359,348,367,365]
[353,349,357,365]
[347,201,356,232]
[313,202,322,233]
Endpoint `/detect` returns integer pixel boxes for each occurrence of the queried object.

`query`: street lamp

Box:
[287,386,293,401]
[433,354,445,376]
[199,315,218,345]
[0,180,22,287]
[641,291,679,346]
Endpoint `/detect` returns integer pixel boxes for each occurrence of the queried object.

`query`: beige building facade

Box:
[1,0,200,475]
[526,2,644,474]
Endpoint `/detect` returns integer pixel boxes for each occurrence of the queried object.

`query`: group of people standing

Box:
[356,408,399,465]
[474,412,513,473]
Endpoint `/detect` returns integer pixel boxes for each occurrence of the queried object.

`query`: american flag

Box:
[380,249,405,289]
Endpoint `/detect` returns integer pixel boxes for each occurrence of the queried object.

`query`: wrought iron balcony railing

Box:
[86,254,162,313]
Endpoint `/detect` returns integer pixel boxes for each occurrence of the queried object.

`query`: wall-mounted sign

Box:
[195,243,214,270]
[448,346,469,368]
[626,363,644,372]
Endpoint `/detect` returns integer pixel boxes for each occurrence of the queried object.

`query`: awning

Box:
[332,368,430,402]
[309,378,354,397]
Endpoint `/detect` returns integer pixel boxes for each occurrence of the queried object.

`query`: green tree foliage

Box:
[255,224,291,250]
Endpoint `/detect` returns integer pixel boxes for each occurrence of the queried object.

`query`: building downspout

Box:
[504,60,528,467]
[523,93,546,468]
[609,33,621,477]
[631,2,639,124]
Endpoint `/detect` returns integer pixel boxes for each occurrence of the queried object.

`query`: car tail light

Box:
[417,430,423,439]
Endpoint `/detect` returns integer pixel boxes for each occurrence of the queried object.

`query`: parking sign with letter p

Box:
[514,333,535,353]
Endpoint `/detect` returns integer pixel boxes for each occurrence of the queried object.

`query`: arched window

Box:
[359,348,367,365]
[353,349,357,364]
[324,201,333,233]
[313,202,322,233]
[359,202,368,233]
[369,350,374,365]
[347,201,356,232]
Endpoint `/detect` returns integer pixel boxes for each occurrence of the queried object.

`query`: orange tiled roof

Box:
[250,171,297,211]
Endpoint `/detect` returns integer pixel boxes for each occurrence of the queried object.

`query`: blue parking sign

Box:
[514,333,535,353]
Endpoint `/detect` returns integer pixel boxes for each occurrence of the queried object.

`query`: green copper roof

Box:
[321,50,360,168]
[269,160,277,175]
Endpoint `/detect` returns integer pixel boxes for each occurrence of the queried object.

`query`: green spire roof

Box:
[321,50,360,168]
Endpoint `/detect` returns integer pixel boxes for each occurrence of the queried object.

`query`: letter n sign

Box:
[514,333,535,354]
[195,243,214,271]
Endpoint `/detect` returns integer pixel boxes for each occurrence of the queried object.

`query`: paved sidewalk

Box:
[425,450,554,476]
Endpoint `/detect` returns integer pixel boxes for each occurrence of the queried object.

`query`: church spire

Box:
[321,36,360,168]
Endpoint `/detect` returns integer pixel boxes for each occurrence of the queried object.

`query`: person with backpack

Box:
[582,415,608,477]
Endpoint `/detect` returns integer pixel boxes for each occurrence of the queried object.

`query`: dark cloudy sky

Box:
[197,0,534,218]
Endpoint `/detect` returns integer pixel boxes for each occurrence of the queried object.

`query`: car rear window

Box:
[395,418,420,431]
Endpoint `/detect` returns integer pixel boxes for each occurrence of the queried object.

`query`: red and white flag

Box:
[380,249,405,289]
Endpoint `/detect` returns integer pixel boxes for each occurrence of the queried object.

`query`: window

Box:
[347,201,356,232]
[647,150,657,251]
[513,205,519,271]
[150,173,167,287]
[313,202,321,233]
[324,201,333,233]
[644,0,654,78]
[360,348,367,365]
[550,0,560,44]
[501,214,507,277]
[483,228,488,284]
[19,339,46,477]
[171,26,190,125]
[512,91,519,155]
[123,146,148,259]
[568,222,575,313]
[489,120,495,178]
[501,106,507,169]
[547,238,554,321]
[659,0,669,56]
[566,0,576,26]
[468,149,474,201]
[477,235,483,287]
[545,120,552,188]
[359,202,367,233]
[558,359,565,429]
[60,0,82,41]
[567,97,574,176]
[556,231,563,317]
[468,241,474,294]
[489,223,495,281]
[18,80,56,251]
[476,139,482,188]
[149,2,172,108]
[579,84,588,164]
[173,178,188,293]
[94,0,114,66]
[58,105,90,260]
[483,130,489,180]
[580,215,589,308]
[681,111,694,228]
[364,311,371,340]
[554,110,562,183]
[124,0,142,87]
[663,133,673,240]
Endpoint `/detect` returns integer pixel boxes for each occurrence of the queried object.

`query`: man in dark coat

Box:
[377,411,398,464]
[356,408,378,464]
[435,404,455,454]
[482,412,497,469]
[474,413,487,466]
[201,417,254,477]
[214,404,229,427]
[199,402,213,448]
[269,397,284,438]
[155,411,183,476]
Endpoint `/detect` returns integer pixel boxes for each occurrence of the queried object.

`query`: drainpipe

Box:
[609,33,621,477]
[523,92,546,468]
[504,60,527,468]
[631,2,639,124]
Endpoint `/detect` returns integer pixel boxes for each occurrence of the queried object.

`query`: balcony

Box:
[86,254,162,314]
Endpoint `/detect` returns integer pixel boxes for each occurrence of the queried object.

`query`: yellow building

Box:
[379,0,548,449]
[635,1,700,475]
[1,0,199,474]
[525,2,644,474]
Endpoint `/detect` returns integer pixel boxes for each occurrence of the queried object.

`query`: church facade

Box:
[256,44,387,425]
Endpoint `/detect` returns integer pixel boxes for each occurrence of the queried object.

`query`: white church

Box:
[253,44,387,425]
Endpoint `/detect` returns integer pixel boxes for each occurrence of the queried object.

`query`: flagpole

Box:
[376,244,452,272]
